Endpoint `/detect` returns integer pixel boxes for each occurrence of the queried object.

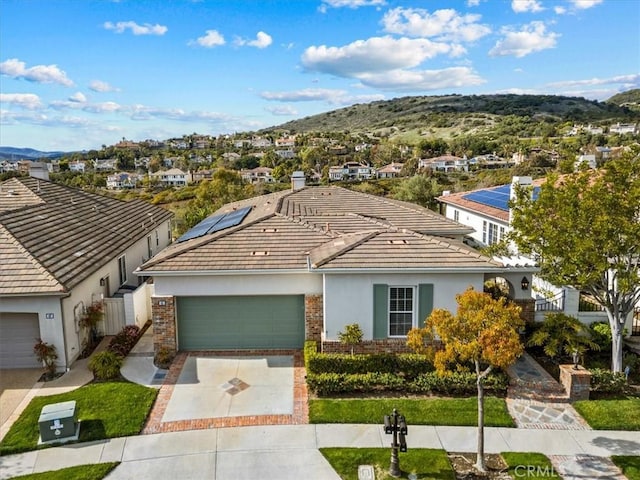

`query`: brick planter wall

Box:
[559,364,591,401]
[513,298,535,324]
[152,296,177,355]
[305,294,323,342]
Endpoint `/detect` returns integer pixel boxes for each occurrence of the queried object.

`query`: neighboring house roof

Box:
[140,186,501,275]
[0,177,173,294]
[437,179,544,223]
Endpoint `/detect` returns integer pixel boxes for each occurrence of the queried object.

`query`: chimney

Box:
[29,162,50,181]
[510,176,532,202]
[291,171,306,191]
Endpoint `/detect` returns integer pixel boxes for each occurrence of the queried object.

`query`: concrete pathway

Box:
[1,425,638,480]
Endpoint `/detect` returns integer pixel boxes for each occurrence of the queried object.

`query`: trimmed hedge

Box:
[304,340,509,396]
[307,370,509,396]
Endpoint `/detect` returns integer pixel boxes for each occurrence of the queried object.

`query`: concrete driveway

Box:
[0,369,42,427]
[162,356,294,423]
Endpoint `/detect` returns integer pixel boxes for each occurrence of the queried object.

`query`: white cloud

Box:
[265,105,298,116]
[0,93,43,109]
[569,0,603,9]
[356,66,485,91]
[511,0,544,13]
[235,31,273,49]
[302,36,462,78]
[382,7,491,42]
[489,22,559,58]
[546,74,640,89]
[0,58,74,86]
[103,21,167,35]
[467,0,482,6]
[554,6,566,14]
[83,101,122,113]
[261,88,348,102]
[191,30,225,48]
[319,0,385,12]
[89,80,119,92]
[69,92,87,103]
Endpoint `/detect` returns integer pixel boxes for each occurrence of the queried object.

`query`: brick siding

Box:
[304,294,323,342]
[152,296,177,354]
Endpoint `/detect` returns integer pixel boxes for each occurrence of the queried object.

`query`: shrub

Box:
[306,372,405,396]
[89,351,123,380]
[590,368,627,393]
[589,322,613,352]
[338,323,363,355]
[306,352,432,378]
[108,325,140,357]
[33,338,58,379]
[304,340,318,368]
[409,371,509,396]
[154,347,175,369]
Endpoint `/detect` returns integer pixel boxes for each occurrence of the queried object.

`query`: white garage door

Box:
[0,313,41,368]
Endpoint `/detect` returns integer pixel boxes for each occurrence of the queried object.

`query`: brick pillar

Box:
[559,364,591,401]
[152,296,177,355]
[304,294,323,343]
[513,298,535,324]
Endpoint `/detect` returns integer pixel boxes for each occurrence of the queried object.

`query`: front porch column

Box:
[304,294,323,343]
[152,296,177,354]
[513,298,535,324]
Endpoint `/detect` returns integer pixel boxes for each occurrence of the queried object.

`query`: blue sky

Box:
[1,0,638,151]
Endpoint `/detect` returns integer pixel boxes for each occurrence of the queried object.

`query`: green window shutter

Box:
[418,284,434,328]
[373,284,388,339]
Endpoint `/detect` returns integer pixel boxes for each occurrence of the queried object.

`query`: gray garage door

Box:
[176,295,305,350]
[0,313,41,368]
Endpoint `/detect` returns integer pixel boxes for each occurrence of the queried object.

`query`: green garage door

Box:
[176,295,305,350]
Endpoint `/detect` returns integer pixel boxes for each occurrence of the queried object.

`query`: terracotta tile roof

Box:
[0,177,173,294]
[438,190,510,222]
[140,186,500,274]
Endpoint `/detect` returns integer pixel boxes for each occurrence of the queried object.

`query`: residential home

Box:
[115,140,140,150]
[251,137,272,148]
[151,168,189,187]
[106,172,142,190]
[0,161,18,173]
[575,154,597,170]
[240,167,275,184]
[419,154,467,172]
[222,152,241,163]
[93,158,117,172]
[135,157,151,170]
[609,123,637,135]
[275,136,296,148]
[69,161,86,173]
[275,149,295,159]
[138,183,535,355]
[328,162,376,181]
[377,162,404,179]
[191,169,214,183]
[0,175,173,369]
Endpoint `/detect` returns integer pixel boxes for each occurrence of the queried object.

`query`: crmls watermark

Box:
[514,464,557,477]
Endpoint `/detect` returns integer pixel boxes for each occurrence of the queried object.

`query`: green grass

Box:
[309,397,515,427]
[0,381,157,456]
[320,448,455,480]
[612,456,640,480]
[573,398,640,430]
[501,452,560,478]
[10,463,119,480]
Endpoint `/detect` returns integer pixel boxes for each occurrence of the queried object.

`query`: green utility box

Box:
[38,401,78,443]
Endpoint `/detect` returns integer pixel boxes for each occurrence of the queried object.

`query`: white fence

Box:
[100,283,153,335]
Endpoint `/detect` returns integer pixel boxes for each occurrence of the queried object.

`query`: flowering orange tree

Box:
[408,288,523,472]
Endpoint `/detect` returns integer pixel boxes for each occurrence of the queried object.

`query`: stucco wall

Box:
[153,273,323,296]
[322,272,485,341]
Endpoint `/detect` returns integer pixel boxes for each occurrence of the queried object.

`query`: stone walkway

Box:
[505,352,590,430]
[551,455,628,480]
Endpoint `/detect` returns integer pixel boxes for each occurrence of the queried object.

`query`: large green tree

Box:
[510,149,640,372]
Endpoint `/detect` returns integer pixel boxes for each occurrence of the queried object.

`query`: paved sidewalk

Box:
[1,424,638,479]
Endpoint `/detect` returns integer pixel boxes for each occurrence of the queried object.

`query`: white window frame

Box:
[118,255,127,286]
[388,286,416,337]
[147,235,153,259]
[453,209,460,222]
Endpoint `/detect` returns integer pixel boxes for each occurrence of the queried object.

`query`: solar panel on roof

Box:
[462,185,511,211]
[207,206,251,233]
[176,206,251,242]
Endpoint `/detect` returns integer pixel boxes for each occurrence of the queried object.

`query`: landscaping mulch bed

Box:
[447,453,511,480]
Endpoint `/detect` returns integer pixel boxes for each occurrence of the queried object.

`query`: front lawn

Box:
[501,452,560,478]
[572,398,640,430]
[612,456,640,480]
[320,447,455,480]
[10,463,119,480]
[309,397,515,427]
[0,381,157,456]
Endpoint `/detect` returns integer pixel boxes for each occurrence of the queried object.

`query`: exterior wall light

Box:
[521,276,530,290]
